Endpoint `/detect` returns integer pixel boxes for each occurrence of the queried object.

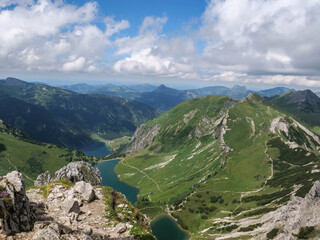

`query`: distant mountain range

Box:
[62,82,295,112]
[0,78,158,149]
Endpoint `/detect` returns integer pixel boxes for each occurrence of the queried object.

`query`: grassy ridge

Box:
[116,94,320,239]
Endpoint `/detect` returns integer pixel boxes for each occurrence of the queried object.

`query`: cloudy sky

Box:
[0,0,320,89]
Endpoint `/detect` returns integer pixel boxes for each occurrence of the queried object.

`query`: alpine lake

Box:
[79,141,189,240]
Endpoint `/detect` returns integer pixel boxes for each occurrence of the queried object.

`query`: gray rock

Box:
[34,161,102,186]
[74,181,95,202]
[63,199,80,214]
[126,124,159,153]
[32,228,60,240]
[0,171,32,235]
[115,223,127,234]
[34,171,51,187]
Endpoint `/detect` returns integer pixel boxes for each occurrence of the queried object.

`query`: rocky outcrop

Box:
[0,171,32,235]
[126,124,159,153]
[210,181,320,240]
[1,171,154,239]
[34,161,102,186]
[258,181,320,239]
[34,171,51,186]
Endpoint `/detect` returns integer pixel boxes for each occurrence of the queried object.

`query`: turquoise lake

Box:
[83,141,189,239]
[79,141,111,157]
[150,215,189,240]
[95,160,139,204]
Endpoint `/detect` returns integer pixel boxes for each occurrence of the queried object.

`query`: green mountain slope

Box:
[0,120,99,187]
[0,78,158,148]
[270,90,320,133]
[115,94,320,239]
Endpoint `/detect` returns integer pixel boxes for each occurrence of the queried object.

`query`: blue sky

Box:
[0,0,320,90]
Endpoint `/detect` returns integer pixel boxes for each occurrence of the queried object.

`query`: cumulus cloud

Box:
[0,0,127,73]
[200,0,320,75]
[113,16,199,78]
[105,16,130,38]
[62,57,86,72]
[1,0,320,88]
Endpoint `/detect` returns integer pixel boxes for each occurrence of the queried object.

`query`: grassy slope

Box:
[0,80,158,148]
[116,95,320,239]
[0,121,99,187]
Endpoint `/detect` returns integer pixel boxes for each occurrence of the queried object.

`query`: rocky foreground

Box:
[0,162,154,240]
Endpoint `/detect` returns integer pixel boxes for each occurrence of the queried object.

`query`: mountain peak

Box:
[1,77,29,86]
[288,89,320,104]
[153,84,179,95]
[245,92,264,102]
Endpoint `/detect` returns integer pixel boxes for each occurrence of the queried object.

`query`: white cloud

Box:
[105,16,130,38]
[1,0,320,89]
[0,0,34,8]
[200,0,320,75]
[62,57,86,72]
[113,16,198,77]
[114,16,168,56]
[0,0,127,73]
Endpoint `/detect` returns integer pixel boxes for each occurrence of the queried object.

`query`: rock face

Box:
[209,181,320,240]
[0,171,32,235]
[34,171,51,186]
[126,124,159,153]
[34,161,102,186]
[1,171,154,240]
[258,181,320,239]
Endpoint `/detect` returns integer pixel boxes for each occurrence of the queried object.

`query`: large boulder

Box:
[34,161,102,186]
[74,181,95,202]
[0,171,32,235]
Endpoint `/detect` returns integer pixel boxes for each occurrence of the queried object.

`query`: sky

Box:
[0,0,320,90]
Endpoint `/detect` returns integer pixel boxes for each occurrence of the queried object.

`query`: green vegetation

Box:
[114,94,320,239]
[239,223,262,232]
[103,186,155,240]
[108,136,132,151]
[33,179,74,198]
[267,228,279,239]
[297,226,315,239]
[270,90,320,127]
[0,78,158,149]
[0,120,99,187]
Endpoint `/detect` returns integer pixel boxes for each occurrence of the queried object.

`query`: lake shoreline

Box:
[151,213,192,239]
[85,143,190,240]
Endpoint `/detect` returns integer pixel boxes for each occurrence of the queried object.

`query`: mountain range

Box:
[62,82,294,112]
[0,78,158,149]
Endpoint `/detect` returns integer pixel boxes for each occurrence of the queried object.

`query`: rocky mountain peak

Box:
[288,89,320,104]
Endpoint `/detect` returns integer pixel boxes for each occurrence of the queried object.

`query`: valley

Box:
[1,1,320,239]
[115,93,320,239]
[1,77,320,239]
[0,77,158,149]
